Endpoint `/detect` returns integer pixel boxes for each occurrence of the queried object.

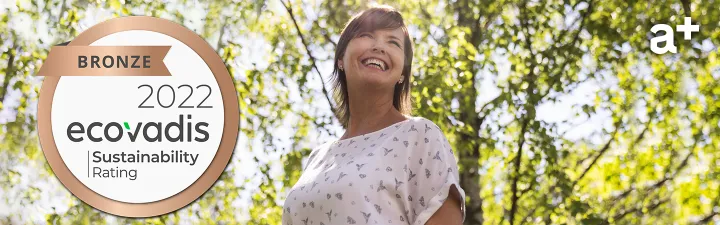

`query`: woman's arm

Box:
[425,185,464,225]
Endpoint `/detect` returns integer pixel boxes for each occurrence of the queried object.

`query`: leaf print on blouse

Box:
[377,180,387,192]
[394,178,403,190]
[356,163,366,171]
[362,211,371,223]
[383,148,393,156]
[408,169,417,182]
[408,125,418,132]
[425,169,431,178]
[337,172,348,182]
[302,217,308,225]
[393,136,399,141]
[347,216,356,224]
[326,209,332,222]
[433,151,442,161]
[374,204,382,214]
[335,192,343,200]
[424,123,432,133]
[419,196,426,207]
[403,141,409,147]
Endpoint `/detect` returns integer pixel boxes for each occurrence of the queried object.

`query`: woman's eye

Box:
[359,33,373,38]
[390,41,401,48]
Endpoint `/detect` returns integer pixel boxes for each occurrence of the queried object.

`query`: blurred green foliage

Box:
[1,0,719,224]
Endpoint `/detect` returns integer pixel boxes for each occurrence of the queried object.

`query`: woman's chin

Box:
[361,77,395,89]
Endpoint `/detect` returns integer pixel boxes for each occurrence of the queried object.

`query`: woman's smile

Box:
[360,57,388,71]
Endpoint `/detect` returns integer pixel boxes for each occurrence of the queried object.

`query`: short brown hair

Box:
[331,5,414,128]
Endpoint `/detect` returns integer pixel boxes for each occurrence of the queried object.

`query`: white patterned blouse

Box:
[282,117,466,225]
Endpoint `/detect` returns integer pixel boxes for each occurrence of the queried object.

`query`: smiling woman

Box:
[282,5,466,225]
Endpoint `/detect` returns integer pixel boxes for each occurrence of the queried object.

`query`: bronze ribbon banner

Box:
[37,46,171,76]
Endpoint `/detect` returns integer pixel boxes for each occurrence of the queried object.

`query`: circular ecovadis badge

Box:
[36,16,239,217]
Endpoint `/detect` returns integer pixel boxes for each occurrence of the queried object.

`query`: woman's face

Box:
[340,28,406,90]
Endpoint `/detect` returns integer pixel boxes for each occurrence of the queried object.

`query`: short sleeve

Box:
[405,119,466,224]
[302,148,319,171]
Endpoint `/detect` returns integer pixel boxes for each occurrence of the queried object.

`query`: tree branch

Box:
[680,0,691,17]
[312,20,337,48]
[611,197,670,222]
[695,212,719,225]
[508,2,542,223]
[694,190,720,225]
[57,0,67,24]
[509,117,531,225]
[519,205,539,225]
[0,43,16,104]
[477,92,507,128]
[572,121,620,187]
[612,146,693,202]
[280,0,337,119]
[215,22,227,52]
[695,186,720,224]
[609,122,696,203]
[538,0,593,100]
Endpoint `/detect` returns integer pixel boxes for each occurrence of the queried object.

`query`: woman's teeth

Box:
[362,58,386,71]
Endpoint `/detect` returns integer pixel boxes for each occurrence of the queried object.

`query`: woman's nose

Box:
[372,46,385,54]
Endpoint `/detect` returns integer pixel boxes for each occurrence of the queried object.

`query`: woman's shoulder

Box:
[402,116,445,136]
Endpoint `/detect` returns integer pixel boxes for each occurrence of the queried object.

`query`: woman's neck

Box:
[342,90,407,140]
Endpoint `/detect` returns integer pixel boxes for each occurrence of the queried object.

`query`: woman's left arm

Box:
[425,185,464,225]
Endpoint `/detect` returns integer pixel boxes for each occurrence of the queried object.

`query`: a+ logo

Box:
[650,17,700,54]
